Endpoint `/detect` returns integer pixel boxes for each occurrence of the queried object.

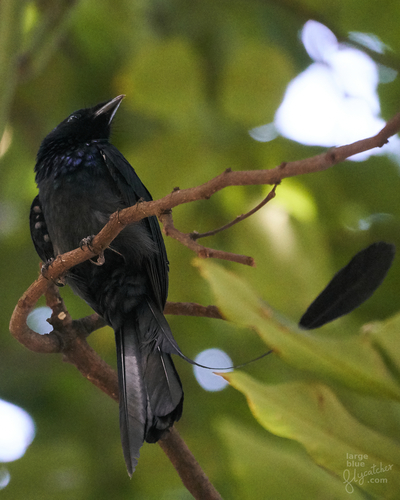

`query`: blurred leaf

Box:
[224,372,400,499]
[368,313,400,378]
[218,418,365,500]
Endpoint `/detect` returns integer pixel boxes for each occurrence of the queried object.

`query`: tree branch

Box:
[13,111,400,293]
[52,301,225,340]
[159,427,223,500]
[191,184,277,240]
[63,112,400,255]
[160,211,256,267]
[164,302,224,320]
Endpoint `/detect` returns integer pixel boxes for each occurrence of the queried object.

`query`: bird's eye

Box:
[67,114,79,123]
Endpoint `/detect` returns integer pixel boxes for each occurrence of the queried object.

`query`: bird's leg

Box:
[41,259,66,287]
[79,235,105,266]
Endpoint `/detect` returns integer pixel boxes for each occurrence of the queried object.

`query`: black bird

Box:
[30,95,183,475]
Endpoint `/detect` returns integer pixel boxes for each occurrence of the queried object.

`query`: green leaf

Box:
[195,259,400,400]
[367,313,400,378]
[224,371,400,499]
[218,418,366,500]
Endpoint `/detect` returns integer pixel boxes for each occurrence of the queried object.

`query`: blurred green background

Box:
[2,0,400,498]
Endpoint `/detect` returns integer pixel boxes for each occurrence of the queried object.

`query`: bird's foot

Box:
[41,259,66,287]
[79,235,95,252]
[79,235,105,266]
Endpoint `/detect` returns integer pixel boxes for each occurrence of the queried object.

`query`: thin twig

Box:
[160,211,256,267]
[191,184,277,240]
[48,301,225,340]
[164,302,224,320]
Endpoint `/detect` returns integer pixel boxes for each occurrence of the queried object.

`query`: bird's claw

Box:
[80,235,95,252]
[41,259,66,287]
[80,235,105,265]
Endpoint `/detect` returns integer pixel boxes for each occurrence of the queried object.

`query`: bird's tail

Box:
[114,301,183,476]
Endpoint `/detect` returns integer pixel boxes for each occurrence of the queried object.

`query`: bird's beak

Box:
[94,94,125,125]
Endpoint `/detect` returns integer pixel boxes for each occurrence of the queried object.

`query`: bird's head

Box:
[36,95,125,162]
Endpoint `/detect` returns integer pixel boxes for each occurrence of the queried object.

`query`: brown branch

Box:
[55,301,225,339]
[159,427,222,500]
[160,211,255,267]
[68,112,400,263]
[191,183,277,240]
[10,112,400,290]
[78,313,109,337]
[10,289,226,355]
[9,275,60,353]
[118,113,400,225]
[164,301,224,320]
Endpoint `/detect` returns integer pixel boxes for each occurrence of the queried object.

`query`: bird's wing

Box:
[96,143,169,308]
[30,195,55,262]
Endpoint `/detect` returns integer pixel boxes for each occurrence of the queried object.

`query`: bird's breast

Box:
[38,148,123,254]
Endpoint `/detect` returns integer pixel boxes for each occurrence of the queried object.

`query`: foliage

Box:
[198,260,400,499]
[1,0,400,498]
